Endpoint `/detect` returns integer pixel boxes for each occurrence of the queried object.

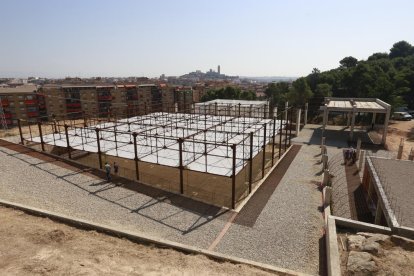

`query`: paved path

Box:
[0,138,324,274]
[215,144,325,275]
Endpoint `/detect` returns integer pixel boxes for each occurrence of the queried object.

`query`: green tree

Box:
[389,41,414,59]
[368,52,388,61]
[287,78,313,106]
[264,82,289,108]
[339,56,358,68]
[315,83,332,98]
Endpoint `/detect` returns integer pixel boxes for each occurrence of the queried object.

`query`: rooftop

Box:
[370,157,414,229]
[196,99,268,106]
[0,84,38,94]
[323,97,390,113]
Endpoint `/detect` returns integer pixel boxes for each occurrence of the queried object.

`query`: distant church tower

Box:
[217,65,221,75]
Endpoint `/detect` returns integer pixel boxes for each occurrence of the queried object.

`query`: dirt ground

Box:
[337,232,414,275]
[384,120,414,159]
[0,206,276,276]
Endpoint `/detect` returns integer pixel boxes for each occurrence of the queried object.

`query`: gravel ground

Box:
[0,145,231,250]
[0,137,325,274]
[215,143,325,275]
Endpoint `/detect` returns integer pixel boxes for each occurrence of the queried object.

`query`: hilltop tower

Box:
[217,65,221,75]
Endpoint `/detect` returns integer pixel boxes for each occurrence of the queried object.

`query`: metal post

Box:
[284,111,288,151]
[38,122,45,151]
[95,128,102,169]
[64,124,71,159]
[231,144,236,209]
[17,119,24,145]
[262,123,266,179]
[133,132,139,180]
[114,126,118,156]
[279,116,282,158]
[289,108,293,146]
[249,132,253,194]
[178,138,184,194]
[271,117,276,166]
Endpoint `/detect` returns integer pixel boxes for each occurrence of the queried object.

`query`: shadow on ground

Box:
[0,139,230,235]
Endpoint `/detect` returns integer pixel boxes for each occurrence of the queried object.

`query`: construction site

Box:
[13,99,298,209]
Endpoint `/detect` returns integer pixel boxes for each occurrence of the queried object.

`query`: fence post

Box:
[271,117,276,166]
[231,144,236,209]
[133,132,139,180]
[322,154,328,170]
[178,138,184,194]
[279,115,282,158]
[37,122,45,151]
[261,123,266,179]
[408,148,413,161]
[95,128,102,169]
[284,111,288,151]
[249,132,253,194]
[323,169,330,186]
[17,119,24,145]
[397,138,404,160]
[289,108,293,146]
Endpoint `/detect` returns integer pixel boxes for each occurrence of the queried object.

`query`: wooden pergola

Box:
[320,97,391,144]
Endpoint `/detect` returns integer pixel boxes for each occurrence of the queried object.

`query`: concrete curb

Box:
[0,199,309,276]
[326,216,342,276]
[332,215,392,234]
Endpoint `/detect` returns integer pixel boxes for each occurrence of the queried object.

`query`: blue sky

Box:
[1,0,413,78]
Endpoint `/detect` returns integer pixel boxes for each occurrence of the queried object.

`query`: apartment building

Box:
[1,83,195,126]
[174,86,193,112]
[0,84,46,127]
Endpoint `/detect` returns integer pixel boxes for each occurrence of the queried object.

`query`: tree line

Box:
[200,86,257,102]
[265,40,414,114]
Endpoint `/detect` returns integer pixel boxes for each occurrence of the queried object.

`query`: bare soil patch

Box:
[337,232,414,275]
[0,206,276,276]
[385,120,414,159]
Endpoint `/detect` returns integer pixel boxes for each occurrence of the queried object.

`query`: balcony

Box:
[25,99,38,105]
[66,102,81,108]
[4,113,12,119]
[66,109,82,114]
[1,98,9,107]
[98,95,113,101]
[27,111,39,118]
[127,95,139,101]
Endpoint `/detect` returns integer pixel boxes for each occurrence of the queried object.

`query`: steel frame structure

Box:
[18,103,295,209]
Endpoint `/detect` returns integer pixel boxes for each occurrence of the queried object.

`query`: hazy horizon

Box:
[1,0,413,78]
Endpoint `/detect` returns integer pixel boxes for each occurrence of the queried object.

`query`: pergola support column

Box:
[382,107,391,145]
[295,108,301,136]
[350,108,356,141]
[304,103,308,126]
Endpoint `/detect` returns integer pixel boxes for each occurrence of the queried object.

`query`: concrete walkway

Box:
[0,138,324,275]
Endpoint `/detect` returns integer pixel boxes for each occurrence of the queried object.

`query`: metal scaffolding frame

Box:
[18,103,296,209]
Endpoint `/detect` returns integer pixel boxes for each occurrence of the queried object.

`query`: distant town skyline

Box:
[1,0,413,78]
